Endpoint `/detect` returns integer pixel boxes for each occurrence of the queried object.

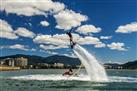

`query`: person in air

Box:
[62,30,76,76]
[62,68,73,76]
[66,31,76,49]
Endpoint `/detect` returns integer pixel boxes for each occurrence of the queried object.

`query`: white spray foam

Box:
[73,44,108,81]
[10,74,90,81]
[9,74,137,82]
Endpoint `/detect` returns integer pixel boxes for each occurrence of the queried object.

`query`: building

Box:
[54,63,64,68]
[0,60,5,65]
[8,58,15,67]
[15,57,28,68]
[104,63,123,69]
[0,58,15,67]
[35,63,49,69]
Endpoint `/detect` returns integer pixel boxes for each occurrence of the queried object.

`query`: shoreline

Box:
[0,66,20,71]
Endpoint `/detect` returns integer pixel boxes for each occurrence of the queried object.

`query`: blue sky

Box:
[0,0,137,63]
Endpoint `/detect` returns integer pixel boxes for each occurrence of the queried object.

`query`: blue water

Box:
[0,69,137,91]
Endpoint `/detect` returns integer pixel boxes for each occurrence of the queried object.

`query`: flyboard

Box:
[62,30,82,77]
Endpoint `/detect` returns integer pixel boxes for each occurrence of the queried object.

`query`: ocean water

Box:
[0,69,137,91]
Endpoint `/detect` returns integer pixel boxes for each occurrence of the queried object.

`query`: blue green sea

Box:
[0,69,137,91]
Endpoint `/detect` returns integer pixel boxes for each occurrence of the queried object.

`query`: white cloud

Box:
[40,49,59,55]
[115,22,137,33]
[46,50,59,55]
[33,33,81,45]
[40,44,68,50]
[100,36,112,40]
[78,36,100,45]
[54,9,88,30]
[9,44,28,51]
[62,53,77,58]
[33,33,104,49]
[15,27,36,38]
[0,0,65,16]
[76,25,101,34]
[0,44,37,51]
[33,34,69,45]
[30,48,36,51]
[52,34,69,41]
[94,42,106,48]
[40,21,49,27]
[107,42,127,51]
[0,19,18,39]
[0,44,28,51]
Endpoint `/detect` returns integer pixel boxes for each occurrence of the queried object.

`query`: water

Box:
[0,45,136,91]
[74,44,108,81]
[0,69,137,91]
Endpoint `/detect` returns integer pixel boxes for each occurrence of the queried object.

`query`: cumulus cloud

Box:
[0,19,18,39]
[40,49,59,55]
[0,19,35,39]
[54,9,88,30]
[9,44,29,51]
[40,21,49,27]
[1,0,88,31]
[0,0,65,16]
[15,27,36,38]
[0,44,36,51]
[94,42,106,48]
[78,36,100,45]
[100,36,112,40]
[107,42,127,51]
[52,33,81,44]
[46,50,59,55]
[40,44,68,50]
[33,34,69,45]
[0,44,28,51]
[115,22,137,33]
[76,25,101,34]
[33,33,81,45]
[33,33,103,49]
[30,48,37,51]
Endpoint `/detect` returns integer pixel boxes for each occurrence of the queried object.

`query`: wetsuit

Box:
[66,32,76,48]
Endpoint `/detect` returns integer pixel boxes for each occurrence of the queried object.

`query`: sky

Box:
[0,0,137,63]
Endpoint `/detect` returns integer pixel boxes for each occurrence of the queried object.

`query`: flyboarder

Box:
[66,30,76,49]
[62,30,76,76]
[62,68,73,76]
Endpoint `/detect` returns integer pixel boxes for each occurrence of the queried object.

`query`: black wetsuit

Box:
[66,32,76,48]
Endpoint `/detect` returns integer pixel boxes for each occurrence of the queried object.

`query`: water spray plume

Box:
[74,44,108,81]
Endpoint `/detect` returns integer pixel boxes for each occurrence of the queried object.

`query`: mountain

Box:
[104,63,121,66]
[0,54,136,69]
[104,60,137,69]
[104,63,121,69]
[122,60,137,69]
[0,54,81,65]
[45,55,80,65]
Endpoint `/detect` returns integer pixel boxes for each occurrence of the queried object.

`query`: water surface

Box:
[0,69,137,91]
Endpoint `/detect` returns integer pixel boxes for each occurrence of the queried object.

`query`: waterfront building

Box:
[54,63,64,68]
[15,57,28,68]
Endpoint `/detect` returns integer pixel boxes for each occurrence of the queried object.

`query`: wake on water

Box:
[73,44,108,81]
[10,74,137,82]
